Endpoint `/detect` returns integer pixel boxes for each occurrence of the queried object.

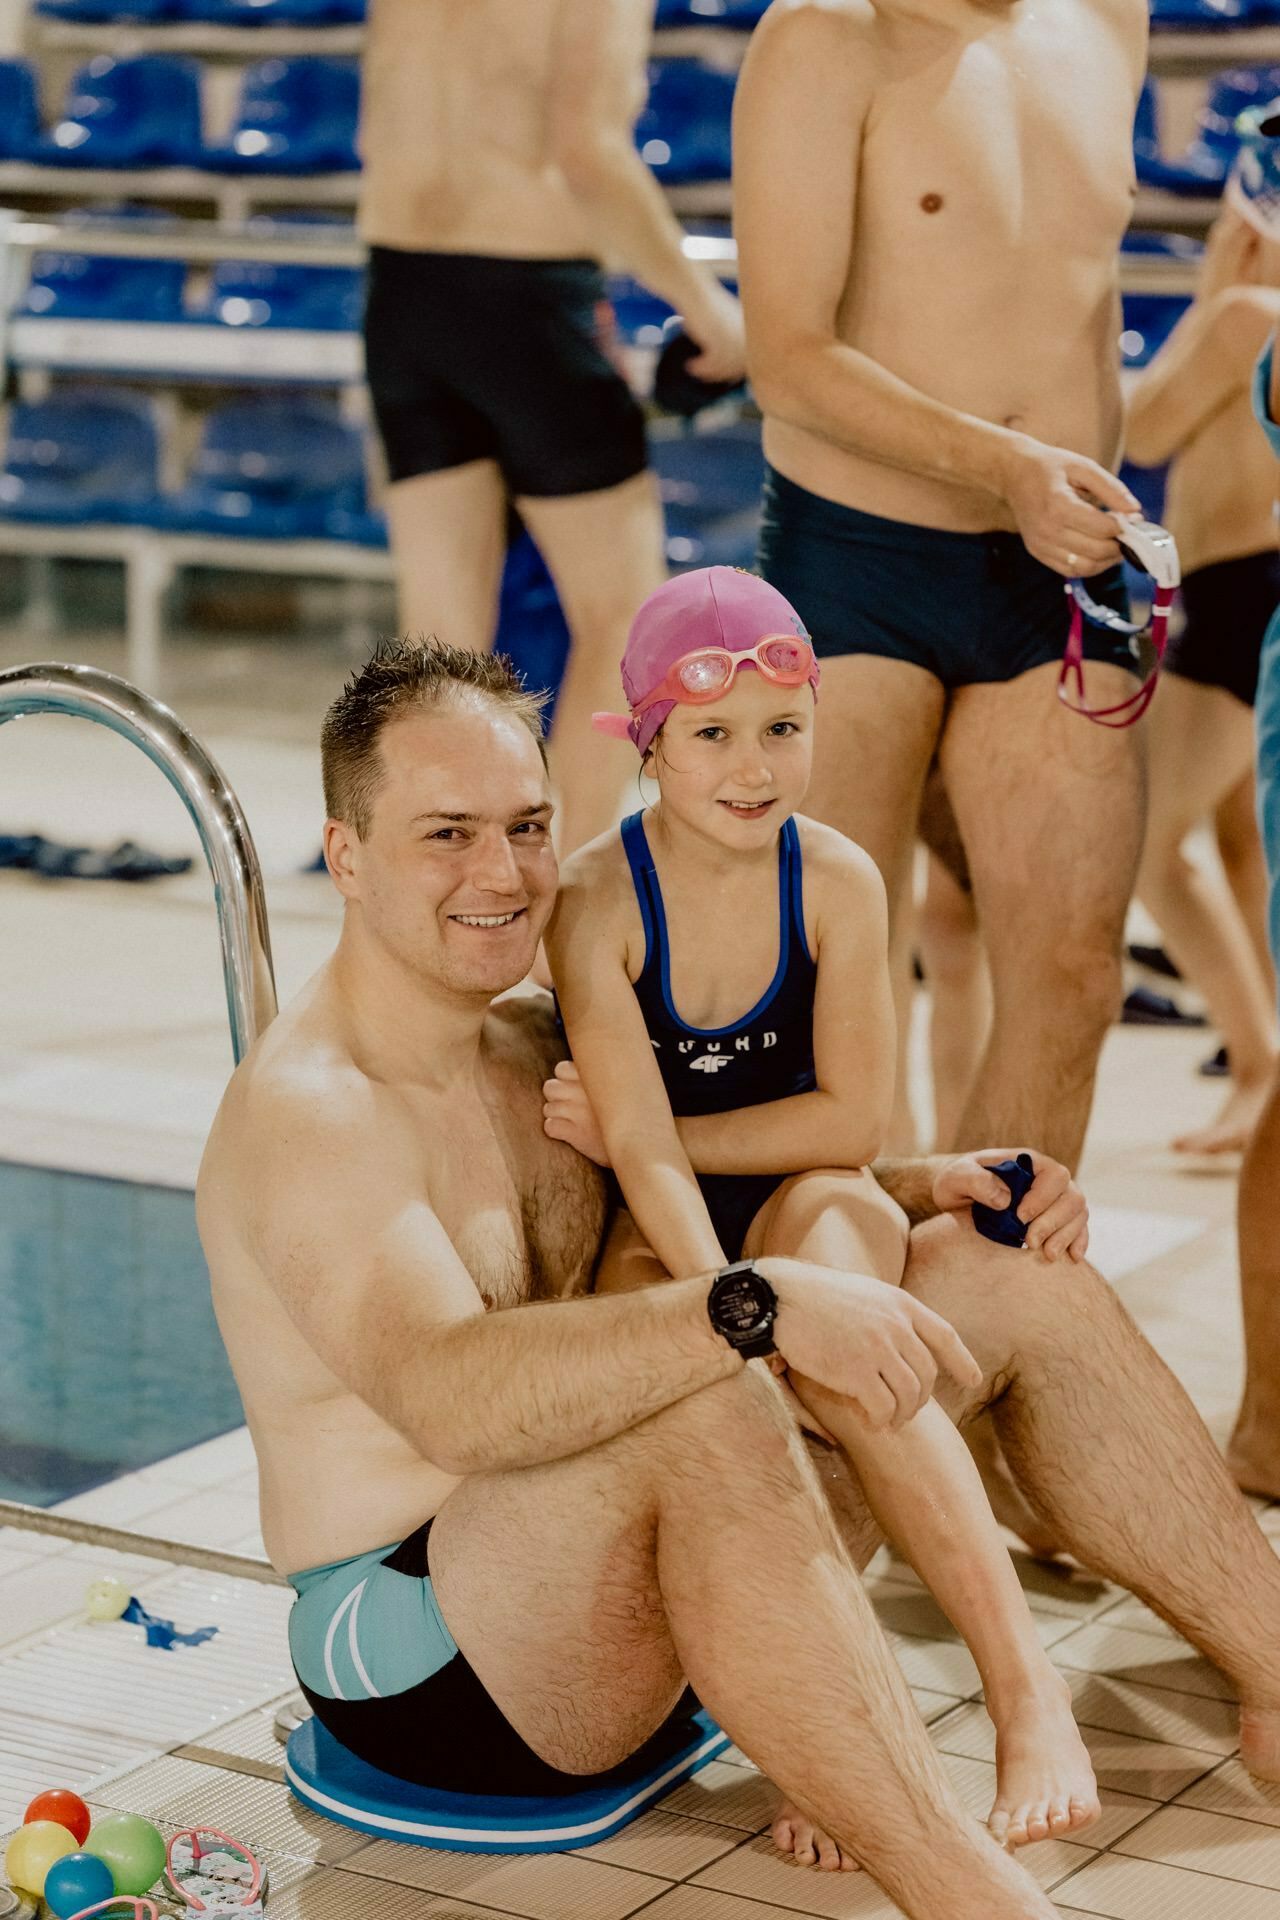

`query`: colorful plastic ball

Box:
[42,1851,116,1919]
[22,1790,91,1847]
[4,1822,79,1896]
[85,1577,132,1622]
[85,1814,166,1897]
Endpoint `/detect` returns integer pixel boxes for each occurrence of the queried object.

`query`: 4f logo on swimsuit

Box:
[690,1053,734,1074]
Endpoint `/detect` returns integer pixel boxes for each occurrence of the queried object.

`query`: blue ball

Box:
[44,1849,116,1918]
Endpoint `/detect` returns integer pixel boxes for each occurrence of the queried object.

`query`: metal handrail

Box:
[0,662,283,1582]
[0,663,277,1061]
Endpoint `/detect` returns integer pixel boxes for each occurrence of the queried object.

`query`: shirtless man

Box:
[199,643,1280,1913]
[1126,207,1280,1154]
[360,0,745,852]
[736,0,1148,1168]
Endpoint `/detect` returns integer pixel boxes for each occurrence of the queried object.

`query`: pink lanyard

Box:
[1058,578,1176,729]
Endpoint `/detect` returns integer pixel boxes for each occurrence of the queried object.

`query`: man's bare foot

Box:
[1226,1422,1280,1501]
[1174,1077,1272,1156]
[771,1797,862,1871]
[1241,1705,1280,1780]
[987,1677,1101,1849]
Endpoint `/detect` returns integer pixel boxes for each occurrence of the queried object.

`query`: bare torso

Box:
[766,0,1143,531]
[197,974,604,1575]
[1163,386,1279,574]
[360,0,628,258]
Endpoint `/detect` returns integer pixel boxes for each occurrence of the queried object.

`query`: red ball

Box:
[23,1791,91,1848]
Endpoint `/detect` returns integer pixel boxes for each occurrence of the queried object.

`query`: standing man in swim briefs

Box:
[199,642,1280,1914]
[360,0,746,854]
[737,0,1149,1169]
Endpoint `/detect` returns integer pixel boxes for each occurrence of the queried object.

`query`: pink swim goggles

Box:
[629,634,818,718]
[1060,516,1180,729]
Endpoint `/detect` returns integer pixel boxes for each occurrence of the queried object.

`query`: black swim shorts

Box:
[757,464,1139,686]
[364,246,649,498]
[292,1518,704,1796]
[1166,549,1280,710]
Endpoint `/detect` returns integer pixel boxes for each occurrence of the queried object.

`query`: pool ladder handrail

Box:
[0,661,277,1062]
[0,661,285,1583]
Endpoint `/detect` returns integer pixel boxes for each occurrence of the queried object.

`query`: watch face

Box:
[714,1271,769,1331]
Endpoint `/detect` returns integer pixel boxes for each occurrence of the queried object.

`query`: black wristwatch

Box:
[707,1260,778,1359]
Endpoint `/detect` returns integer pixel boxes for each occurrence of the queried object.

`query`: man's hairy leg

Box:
[428,1364,1058,1918]
[939,660,1145,1170]
[905,1213,1280,1778]
[752,1172,1098,1855]
[385,457,508,647]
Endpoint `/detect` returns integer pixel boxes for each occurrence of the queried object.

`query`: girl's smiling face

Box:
[647,666,815,846]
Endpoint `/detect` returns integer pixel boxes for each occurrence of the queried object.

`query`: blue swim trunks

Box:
[1249,342,1280,1000]
[757,464,1138,686]
[287,1517,705,1794]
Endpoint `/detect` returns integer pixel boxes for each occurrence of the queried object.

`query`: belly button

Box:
[1004,413,1025,429]
[920,192,944,213]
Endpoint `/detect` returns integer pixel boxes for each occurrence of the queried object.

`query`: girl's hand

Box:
[542,1060,611,1166]
[932,1148,1090,1263]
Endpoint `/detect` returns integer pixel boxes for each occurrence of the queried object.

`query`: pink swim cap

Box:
[593,566,815,757]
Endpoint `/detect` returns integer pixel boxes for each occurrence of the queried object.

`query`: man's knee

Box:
[1002,937,1124,1041]
[906,1212,1123,1364]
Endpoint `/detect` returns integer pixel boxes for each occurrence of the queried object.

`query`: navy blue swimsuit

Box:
[620,810,818,1260]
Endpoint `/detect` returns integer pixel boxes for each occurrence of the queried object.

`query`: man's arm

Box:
[547,0,744,378]
[676,841,895,1173]
[242,1076,981,1455]
[733,3,1138,575]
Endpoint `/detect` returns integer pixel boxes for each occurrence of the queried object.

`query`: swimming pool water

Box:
[0,1160,243,1505]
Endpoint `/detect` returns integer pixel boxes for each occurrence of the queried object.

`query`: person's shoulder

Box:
[555,826,638,926]
[749,0,885,73]
[793,814,887,911]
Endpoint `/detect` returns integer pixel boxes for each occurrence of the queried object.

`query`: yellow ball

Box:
[5,1822,78,1897]
[85,1577,131,1622]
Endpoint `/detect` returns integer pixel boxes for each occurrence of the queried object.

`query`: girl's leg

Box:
[1136,676,1278,1152]
[745,1169,1100,1854]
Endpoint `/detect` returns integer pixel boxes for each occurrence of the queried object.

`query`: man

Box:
[736,0,1149,1167]
[359,0,745,852]
[199,644,1280,1917]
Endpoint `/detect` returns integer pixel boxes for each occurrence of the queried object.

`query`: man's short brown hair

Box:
[322,638,548,837]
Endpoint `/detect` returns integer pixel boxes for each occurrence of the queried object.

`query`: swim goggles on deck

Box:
[629,636,821,720]
[165,1830,266,1918]
[1060,515,1180,728]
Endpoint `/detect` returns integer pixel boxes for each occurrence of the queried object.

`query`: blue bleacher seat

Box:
[35,0,176,19]
[0,61,41,162]
[203,59,360,174]
[0,390,160,524]
[157,400,369,538]
[655,0,768,21]
[1149,0,1248,28]
[650,420,764,572]
[496,532,571,720]
[1136,66,1280,194]
[179,0,364,19]
[193,260,363,332]
[607,275,676,347]
[1120,293,1192,369]
[36,56,204,169]
[636,61,735,184]
[20,206,187,322]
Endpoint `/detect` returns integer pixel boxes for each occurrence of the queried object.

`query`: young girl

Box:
[545,566,1098,1871]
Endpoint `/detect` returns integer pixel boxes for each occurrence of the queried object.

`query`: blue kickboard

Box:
[285,1711,730,1852]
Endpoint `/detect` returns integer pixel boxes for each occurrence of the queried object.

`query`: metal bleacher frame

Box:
[0,4,1263,687]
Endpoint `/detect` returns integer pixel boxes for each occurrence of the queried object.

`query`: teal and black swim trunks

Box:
[288,1517,704,1793]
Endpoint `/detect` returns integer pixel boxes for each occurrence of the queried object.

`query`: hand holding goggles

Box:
[1060,514,1180,728]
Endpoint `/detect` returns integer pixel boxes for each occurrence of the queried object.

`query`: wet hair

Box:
[321,637,548,837]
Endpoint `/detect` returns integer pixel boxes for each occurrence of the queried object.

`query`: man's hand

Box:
[933,1149,1090,1263]
[998,438,1140,579]
[542,1060,611,1166]
[683,282,748,384]
[761,1257,982,1433]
